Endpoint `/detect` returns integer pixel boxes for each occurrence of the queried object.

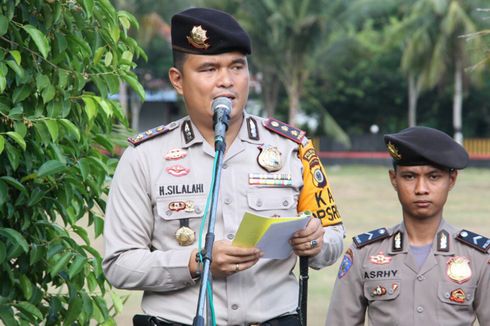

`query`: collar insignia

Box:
[437,230,450,252]
[187,25,210,49]
[247,117,260,140]
[182,120,195,144]
[387,142,402,160]
[392,231,403,252]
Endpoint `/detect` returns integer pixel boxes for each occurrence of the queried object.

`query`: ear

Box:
[389,169,397,191]
[448,170,458,190]
[168,67,184,96]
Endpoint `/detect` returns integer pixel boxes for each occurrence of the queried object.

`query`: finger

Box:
[293,218,321,238]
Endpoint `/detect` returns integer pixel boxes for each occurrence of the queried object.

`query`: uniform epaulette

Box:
[353,228,390,249]
[128,122,178,146]
[263,118,306,145]
[456,229,490,253]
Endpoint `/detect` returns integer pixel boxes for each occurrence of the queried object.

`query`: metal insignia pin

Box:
[165,148,187,161]
[257,145,282,172]
[166,165,190,177]
[447,256,472,284]
[187,25,210,49]
[175,226,195,246]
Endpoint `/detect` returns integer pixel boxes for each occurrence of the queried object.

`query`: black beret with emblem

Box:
[384,126,469,169]
[171,7,251,55]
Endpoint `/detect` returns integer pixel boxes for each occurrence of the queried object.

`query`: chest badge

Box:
[166,165,190,177]
[449,288,466,303]
[369,252,392,265]
[257,145,282,172]
[175,226,195,246]
[165,148,187,161]
[447,256,472,284]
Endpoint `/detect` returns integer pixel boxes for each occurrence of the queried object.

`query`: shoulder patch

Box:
[353,228,390,249]
[128,122,179,146]
[456,229,490,253]
[263,118,306,144]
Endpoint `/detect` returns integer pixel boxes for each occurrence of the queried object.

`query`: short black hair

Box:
[172,50,188,72]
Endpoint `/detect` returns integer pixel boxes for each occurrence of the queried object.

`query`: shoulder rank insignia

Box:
[353,228,390,249]
[128,122,178,146]
[456,229,490,253]
[263,118,306,145]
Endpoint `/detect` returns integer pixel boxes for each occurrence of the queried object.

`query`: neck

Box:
[403,215,442,246]
[196,113,244,152]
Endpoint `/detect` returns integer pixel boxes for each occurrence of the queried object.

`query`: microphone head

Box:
[212,97,232,114]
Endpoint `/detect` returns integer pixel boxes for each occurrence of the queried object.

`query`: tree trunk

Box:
[408,73,419,127]
[287,82,300,127]
[453,57,463,144]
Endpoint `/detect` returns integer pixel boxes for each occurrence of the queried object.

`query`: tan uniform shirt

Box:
[103,113,344,325]
[326,220,490,326]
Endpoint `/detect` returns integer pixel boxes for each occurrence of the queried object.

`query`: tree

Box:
[0,0,144,324]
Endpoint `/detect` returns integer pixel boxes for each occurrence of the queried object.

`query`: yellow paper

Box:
[232,211,306,248]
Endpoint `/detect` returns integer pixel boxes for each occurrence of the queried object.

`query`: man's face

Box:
[169,51,250,130]
[389,165,457,221]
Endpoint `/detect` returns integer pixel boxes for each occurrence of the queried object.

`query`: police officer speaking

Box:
[326,126,490,326]
[103,7,344,326]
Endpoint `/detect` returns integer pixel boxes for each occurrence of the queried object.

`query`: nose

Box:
[217,69,233,88]
[415,177,429,195]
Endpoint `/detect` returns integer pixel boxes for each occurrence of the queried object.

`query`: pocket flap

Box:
[438,281,475,306]
[157,195,206,220]
[364,279,400,301]
[247,189,295,211]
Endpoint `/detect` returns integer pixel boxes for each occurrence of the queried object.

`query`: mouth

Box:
[214,94,236,101]
[414,200,431,208]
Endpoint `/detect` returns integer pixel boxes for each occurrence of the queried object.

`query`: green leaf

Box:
[81,96,97,120]
[42,84,56,103]
[19,274,33,300]
[118,10,139,29]
[0,180,7,206]
[49,251,72,277]
[0,228,29,253]
[78,158,90,181]
[6,59,25,79]
[0,135,4,154]
[6,131,26,150]
[0,76,6,93]
[73,225,90,245]
[14,301,43,321]
[93,47,105,65]
[37,160,66,177]
[5,142,20,170]
[12,84,31,103]
[68,255,87,279]
[0,241,5,264]
[87,272,97,292]
[9,50,21,65]
[59,119,80,141]
[104,51,113,67]
[109,24,120,43]
[27,188,44,206]
[65,295,83,325]
[94,97,112,117]
[0,15,9,36]
[111,292,123,314]
[94,215,104,238]
[43,119,59,141]
[122,74,145,100]
[22,24,51,59]
[82,0,94,18]
[58,70,69,89]
[0,176,26,192]
[36,74,50,91]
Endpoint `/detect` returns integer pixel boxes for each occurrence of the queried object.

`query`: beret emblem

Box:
[187,25,210,49]
[387,141,401,160]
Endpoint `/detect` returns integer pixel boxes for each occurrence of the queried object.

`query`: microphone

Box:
[212,97,231,152]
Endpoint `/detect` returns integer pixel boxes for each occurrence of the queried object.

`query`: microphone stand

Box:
[193,106,230,326]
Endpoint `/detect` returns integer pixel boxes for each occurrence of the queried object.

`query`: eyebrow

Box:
[196,57,247,70]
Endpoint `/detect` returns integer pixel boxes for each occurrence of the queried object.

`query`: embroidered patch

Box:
[456,229,490,253]
[338,248,353,279]
[369,252,392,265]
[128,124,174,146]
[165,148,187,161]
[166,165,190,177]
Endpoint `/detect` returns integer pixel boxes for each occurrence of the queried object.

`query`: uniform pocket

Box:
[247,188,295,211]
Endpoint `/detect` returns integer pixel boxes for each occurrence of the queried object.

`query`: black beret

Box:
[171,8,251,55]
[384,126,469,169]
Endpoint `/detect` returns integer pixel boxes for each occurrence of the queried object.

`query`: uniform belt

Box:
[133,314,300,326]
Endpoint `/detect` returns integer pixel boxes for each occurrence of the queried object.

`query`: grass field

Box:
[105,165,490,325]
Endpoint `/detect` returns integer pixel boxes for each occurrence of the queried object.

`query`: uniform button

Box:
[223,163,228,169]
[417,275,425,281]
[227,233,235,240]
[388,289,393,295]
[282,200,289,207]
[416,306,424,313]
[231,304,239,310]
[445,292,450,299]
[467,293,472,299]
[195,207,202,214]
[224,198,232,205]
[256,200,263,207]
[166,210,172,216]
